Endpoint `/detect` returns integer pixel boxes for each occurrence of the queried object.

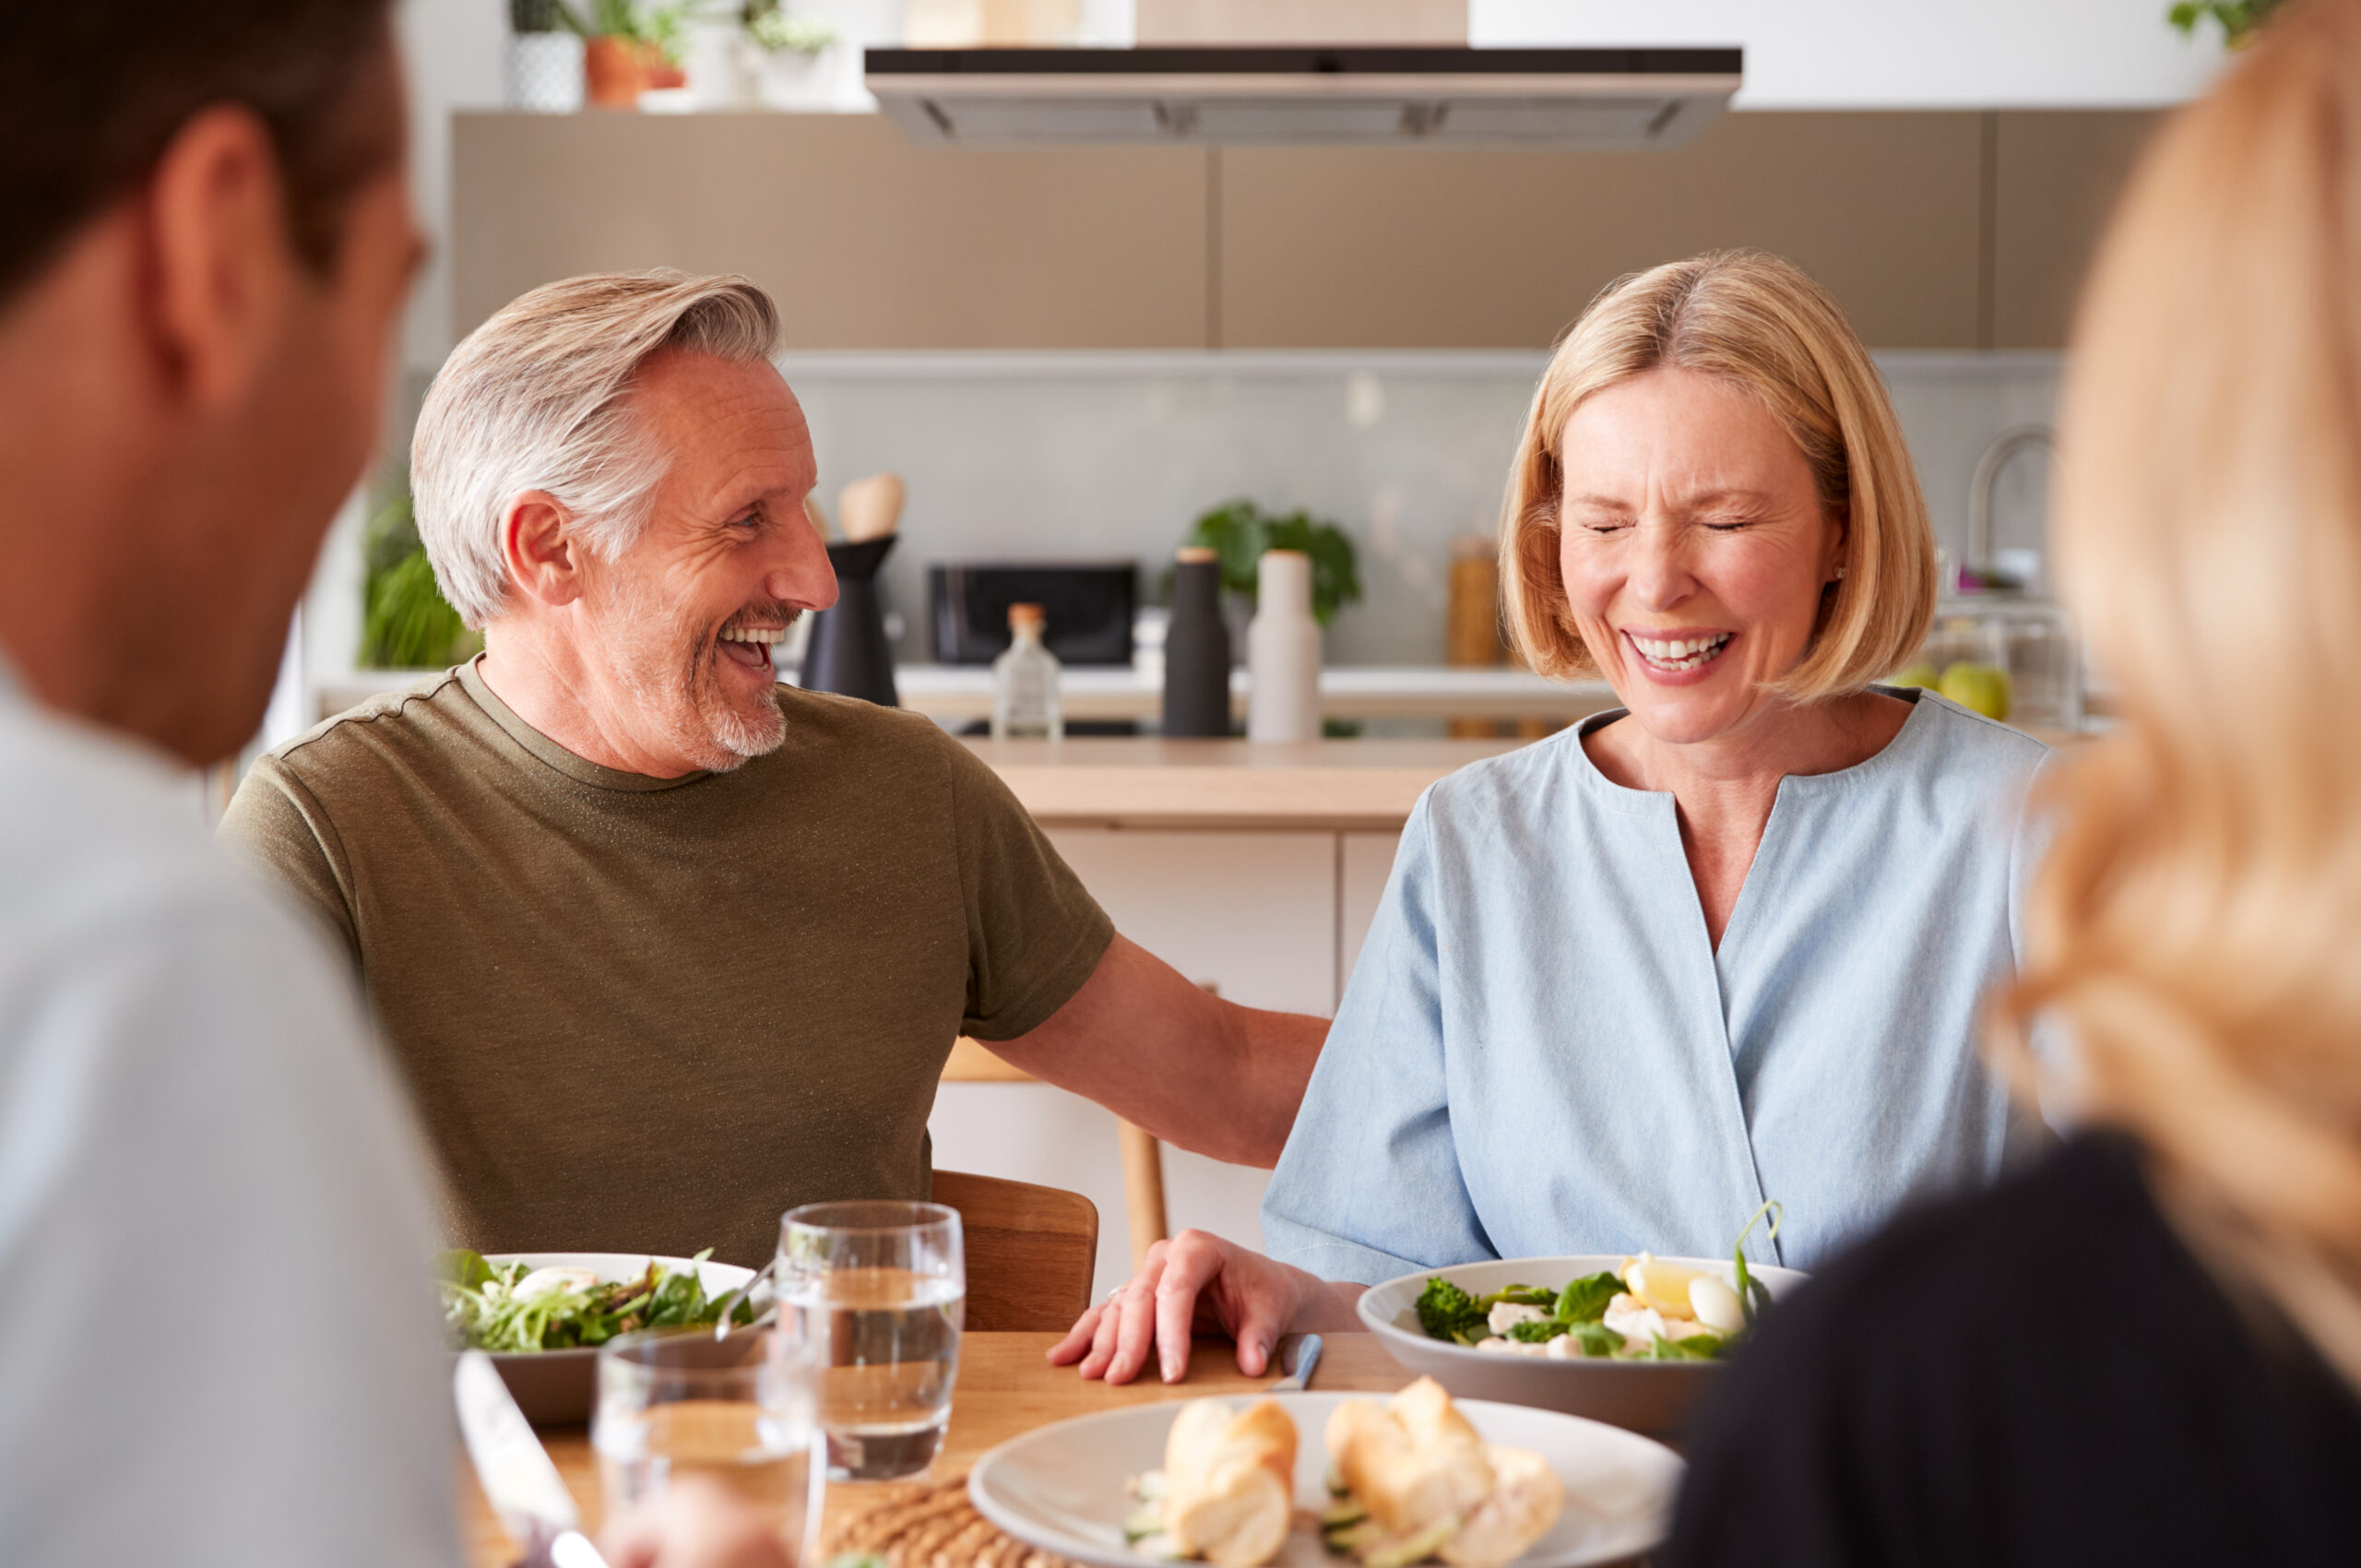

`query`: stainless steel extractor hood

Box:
[864,46,1742,148]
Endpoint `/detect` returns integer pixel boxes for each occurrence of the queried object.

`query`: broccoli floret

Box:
[1506,1318,1569,1344]
[1415,1277,1488,1341]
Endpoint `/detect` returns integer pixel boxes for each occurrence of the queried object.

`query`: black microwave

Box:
[928,560,1136,666]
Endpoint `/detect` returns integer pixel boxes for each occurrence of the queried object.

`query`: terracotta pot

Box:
[583,34,646,108]
[641,41,687,90]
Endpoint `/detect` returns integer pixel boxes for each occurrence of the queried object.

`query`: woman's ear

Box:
[499,492,587,610]
[1823,503,1851,586]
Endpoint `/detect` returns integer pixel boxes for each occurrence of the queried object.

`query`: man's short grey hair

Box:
[411,269,781,628]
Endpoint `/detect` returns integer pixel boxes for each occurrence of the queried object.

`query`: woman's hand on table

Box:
[599,1476,794,1568]
[1048,1228,1364,1384]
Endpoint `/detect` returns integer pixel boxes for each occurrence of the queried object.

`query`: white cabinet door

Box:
[1046,829,1340,1016]
[1338,829,1404,1003]
[931,829,1341,1297]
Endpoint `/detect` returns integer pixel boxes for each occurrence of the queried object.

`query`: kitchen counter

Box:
[967,736,1527,829]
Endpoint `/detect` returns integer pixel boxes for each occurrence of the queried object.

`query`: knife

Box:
[454,1350,612,1568]
[1268,1334,1323,1392]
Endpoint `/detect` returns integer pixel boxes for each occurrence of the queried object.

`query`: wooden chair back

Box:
[929,1168,1099,1331]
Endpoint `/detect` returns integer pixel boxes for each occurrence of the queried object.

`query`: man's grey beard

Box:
[605,577,790,773]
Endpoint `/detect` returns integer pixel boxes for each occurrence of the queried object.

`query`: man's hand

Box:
[1047,1229,1365,1384]
[986,936,1326,1168]
[599,1476,795,1568]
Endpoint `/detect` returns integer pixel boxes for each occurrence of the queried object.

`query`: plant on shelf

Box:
[558,0,698,101]
[744,0,838,53]
[2166,0,2287,46]
[1180,499,1363,626]
[360,495,482,671]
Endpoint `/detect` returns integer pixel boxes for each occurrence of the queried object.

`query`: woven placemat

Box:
[821,1473,1077,1568]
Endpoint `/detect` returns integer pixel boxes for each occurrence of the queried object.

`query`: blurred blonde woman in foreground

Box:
[1667,5,2361,1562]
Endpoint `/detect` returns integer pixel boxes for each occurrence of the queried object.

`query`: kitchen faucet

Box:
[1965,423,2055,588]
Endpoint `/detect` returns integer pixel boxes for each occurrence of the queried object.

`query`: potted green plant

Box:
[2166,0,2287,47]
[558,0,697,107]
[1179,499,1363,627]
[747,3,845,110]
[359,497,482,671]
[507,0,586,112]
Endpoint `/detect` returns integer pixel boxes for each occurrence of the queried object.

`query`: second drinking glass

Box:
[777,1199,965,1481]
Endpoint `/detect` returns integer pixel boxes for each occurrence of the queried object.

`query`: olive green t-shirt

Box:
[219,661,1113,1267]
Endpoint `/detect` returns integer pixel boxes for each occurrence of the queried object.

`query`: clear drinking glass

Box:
[593,1327,819,1553]
[777,1199,966,1481]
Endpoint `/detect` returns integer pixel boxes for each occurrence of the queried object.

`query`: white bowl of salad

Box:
[1357,1247,1807,1438]
[437,1250,764,1425]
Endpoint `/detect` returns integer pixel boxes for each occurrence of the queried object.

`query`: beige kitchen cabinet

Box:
[451,113,1209,349]
[450,108,2156,353]
[1991,111,2163,348]
[1215,113,1987,350]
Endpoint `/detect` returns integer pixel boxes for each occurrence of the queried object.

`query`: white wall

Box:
[1471,0,2229,108]
[396,0,504,377]
[777,349,2059,668]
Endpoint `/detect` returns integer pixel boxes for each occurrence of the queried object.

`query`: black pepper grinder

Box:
[801,535,899,708]
[1162,545,1231,737]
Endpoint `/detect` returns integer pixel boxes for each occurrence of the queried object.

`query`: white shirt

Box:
[0,662,457,1565]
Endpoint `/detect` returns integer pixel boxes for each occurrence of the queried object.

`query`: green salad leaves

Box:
[436,1249,755,1353]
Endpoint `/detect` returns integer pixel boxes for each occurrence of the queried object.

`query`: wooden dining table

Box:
[462,1333,1420,1568]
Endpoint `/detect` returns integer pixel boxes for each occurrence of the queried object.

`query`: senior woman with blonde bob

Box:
[1667,6,2361,1560]
[1056,249,2056,1385]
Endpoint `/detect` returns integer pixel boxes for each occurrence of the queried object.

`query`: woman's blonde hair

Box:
[1498,250,1936,699]
[2003,0,2361,1386]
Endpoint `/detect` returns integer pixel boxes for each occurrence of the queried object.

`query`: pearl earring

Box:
[1834,565,1848,580]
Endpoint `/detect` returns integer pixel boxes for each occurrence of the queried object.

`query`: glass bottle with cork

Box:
[991,602,1063,740]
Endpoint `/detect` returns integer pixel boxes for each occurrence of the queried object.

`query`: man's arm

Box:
[980,933,1326,1168]
[217,754,362,961]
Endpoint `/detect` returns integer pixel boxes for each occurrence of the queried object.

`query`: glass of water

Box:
[777,1199,965,1481]
[594,1327,819,1552]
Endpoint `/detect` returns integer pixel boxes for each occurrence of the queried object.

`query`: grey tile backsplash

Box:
[777,350,2062,668]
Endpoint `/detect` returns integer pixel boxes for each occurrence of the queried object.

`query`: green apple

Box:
[1938,660,2012,720]
[1889,662,1941,691]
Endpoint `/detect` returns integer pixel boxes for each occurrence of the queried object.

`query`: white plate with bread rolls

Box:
[967,1379,1682,1568]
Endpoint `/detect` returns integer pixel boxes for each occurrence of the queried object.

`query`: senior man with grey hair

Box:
[222,270,1325,1316]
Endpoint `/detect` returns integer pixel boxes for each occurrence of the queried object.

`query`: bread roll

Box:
[1162,1398,1298,1568]
[1438,1447,1563,1568]
[1324,1379,1563,1568]
[1323,1378,1493,1536]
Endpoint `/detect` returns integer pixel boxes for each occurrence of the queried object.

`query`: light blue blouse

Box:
[1262,690,2055,1277]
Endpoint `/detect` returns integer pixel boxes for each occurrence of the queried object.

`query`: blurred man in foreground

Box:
[0,3,777,1562]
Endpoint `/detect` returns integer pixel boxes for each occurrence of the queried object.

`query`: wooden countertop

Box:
[964,738,1530,830]
[463,1332,1416,1568]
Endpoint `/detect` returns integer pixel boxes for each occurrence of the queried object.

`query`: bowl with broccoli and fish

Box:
[437,1249,764,1424]
[1355,1213,1806,1437]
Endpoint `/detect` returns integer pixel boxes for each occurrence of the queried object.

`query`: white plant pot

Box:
[684,21,759,110]
[758,42,860,111]
[505,31,585,113]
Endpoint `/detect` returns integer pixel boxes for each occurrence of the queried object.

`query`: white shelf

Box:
[316,663,1615,727]
[812,663,1613,722]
